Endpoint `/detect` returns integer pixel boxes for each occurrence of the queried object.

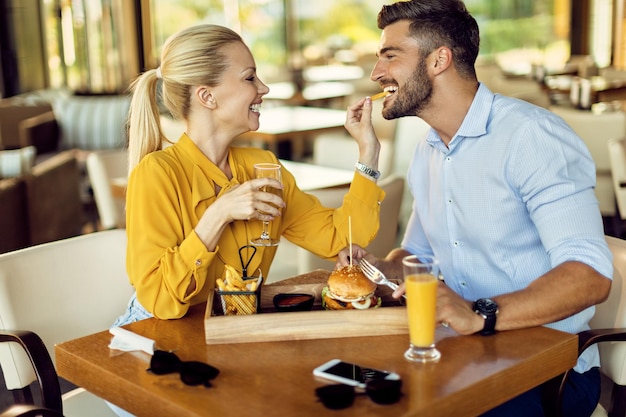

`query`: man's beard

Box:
[383,60,433,120]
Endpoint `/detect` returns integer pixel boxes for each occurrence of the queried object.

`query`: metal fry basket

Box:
[213,275,263,316]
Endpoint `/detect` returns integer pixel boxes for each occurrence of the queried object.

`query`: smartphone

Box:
[313,359,400,389]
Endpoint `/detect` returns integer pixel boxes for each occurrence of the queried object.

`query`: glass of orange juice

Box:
[402,255,441,363]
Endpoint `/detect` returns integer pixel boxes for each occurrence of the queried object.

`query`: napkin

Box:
[108,327,155,355]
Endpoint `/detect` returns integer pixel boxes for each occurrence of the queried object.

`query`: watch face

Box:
[475,298,498,314]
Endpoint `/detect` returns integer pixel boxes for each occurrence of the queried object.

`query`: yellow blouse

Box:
[126,134,385,319]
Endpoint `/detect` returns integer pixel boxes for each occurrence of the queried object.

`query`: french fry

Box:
[370,91,390,101]
[224,264,246,289]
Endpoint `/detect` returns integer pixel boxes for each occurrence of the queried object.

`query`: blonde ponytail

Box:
[126,24,243,174]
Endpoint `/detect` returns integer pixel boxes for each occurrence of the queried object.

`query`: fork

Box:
[359,259,406,299]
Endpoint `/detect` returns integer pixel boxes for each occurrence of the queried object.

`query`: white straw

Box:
[349,216,353,267]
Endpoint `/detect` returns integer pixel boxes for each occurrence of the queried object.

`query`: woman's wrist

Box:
[355,161,380,180]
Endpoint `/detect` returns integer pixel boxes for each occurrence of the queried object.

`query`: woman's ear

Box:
[195,86,216,108]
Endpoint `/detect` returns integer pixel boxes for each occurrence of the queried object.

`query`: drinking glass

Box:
[250,163,282,246]
[402,255,441,363]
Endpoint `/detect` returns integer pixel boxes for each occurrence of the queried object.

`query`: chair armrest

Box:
[556,328,626,417]
[18,111,59,155]
[25,150,83,245]
[0,330,63,413]
[578,328,626,355]
[0,404,63,417]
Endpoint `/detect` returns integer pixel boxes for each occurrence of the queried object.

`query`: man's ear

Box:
[432,46,452,74]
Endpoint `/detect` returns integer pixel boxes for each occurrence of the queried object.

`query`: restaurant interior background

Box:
[2,0,626,254]
[1,0,624,98]
[1,0,626,247]
[1,0,626,411]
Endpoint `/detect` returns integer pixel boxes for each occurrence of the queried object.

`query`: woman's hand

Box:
[344,97,380,169]
[218,177,285,223]
[335,244,376,269]
[194,177,285,251]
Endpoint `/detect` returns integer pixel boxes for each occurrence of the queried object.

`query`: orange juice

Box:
[405,273,438,347]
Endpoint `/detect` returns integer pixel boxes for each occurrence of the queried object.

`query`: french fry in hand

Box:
[370,91,390,101]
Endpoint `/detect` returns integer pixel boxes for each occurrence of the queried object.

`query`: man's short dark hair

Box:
[378,0,479,79]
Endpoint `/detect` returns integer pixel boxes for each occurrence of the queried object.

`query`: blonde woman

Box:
[115,24,385,325]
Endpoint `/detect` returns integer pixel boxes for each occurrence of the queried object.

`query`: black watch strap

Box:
[473,298,498,336]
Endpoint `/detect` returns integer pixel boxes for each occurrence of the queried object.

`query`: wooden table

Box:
[237,106,347,160]
[55,272,578,417]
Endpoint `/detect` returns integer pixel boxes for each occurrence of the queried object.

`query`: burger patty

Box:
[321,287,381,310]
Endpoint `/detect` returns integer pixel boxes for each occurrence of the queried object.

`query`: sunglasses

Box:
[147,350,220,387]
[315,379,403,409]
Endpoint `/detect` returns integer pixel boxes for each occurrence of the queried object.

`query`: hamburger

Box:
[321,265,381,310]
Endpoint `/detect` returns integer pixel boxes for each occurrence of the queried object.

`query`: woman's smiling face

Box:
[210,41,269,135]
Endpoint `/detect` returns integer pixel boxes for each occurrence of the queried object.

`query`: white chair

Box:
[296,175,405,273]
[0,230,133,416]
[608,137,626,223]
[392,116,431,234]
[591,236,626,416]
[312,134,394,179]
[550,106,626,217]
[86,150,128,230]
[555,235,626,417]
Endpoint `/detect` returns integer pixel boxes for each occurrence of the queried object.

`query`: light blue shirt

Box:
[401,83,613,372]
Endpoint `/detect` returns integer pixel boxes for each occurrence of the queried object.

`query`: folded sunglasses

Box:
[147,350,220,387]
[315,378,403,409]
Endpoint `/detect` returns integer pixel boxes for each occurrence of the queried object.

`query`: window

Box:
[43,0,140,94]
[466,0,571,74]
[30,0,621,96]
[145,0,287,82]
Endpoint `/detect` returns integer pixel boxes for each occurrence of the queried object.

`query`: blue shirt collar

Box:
[426,83,494,153]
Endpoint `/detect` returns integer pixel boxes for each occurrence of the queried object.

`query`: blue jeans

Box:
[480,367,601,417]
[107,292,153,417]
[112,292,153,327]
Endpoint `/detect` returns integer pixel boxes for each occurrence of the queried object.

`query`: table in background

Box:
[265,81,354,108]
[238,106,347,160]
[56,273,578,417]
[110,159,353,201]
[279,159,353,191]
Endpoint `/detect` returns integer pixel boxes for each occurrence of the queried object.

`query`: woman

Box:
[114,24,385,324]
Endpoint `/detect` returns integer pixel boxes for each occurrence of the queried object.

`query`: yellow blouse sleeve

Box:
[125,155,214,319]
[279,168,385,260]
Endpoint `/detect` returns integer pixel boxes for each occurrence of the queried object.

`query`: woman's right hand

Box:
[194,177,285,251]
[344,97,380,169]
[219,177,285,223]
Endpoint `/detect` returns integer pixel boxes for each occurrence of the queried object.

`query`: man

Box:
[340,1,613,416]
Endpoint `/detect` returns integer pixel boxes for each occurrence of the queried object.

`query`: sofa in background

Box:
[0,150,83,254]
[0,90,131,247]
[0,90,130,156]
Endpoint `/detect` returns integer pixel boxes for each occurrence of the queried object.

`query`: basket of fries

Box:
[214,265,263,316]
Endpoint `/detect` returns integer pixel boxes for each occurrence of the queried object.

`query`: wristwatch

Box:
[355,162,381,180]
[473,298,499,336]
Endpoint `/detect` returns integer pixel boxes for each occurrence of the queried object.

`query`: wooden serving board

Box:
[204,270,408,345]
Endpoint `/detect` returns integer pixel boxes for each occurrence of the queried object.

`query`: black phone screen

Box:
[324,361,391,383]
